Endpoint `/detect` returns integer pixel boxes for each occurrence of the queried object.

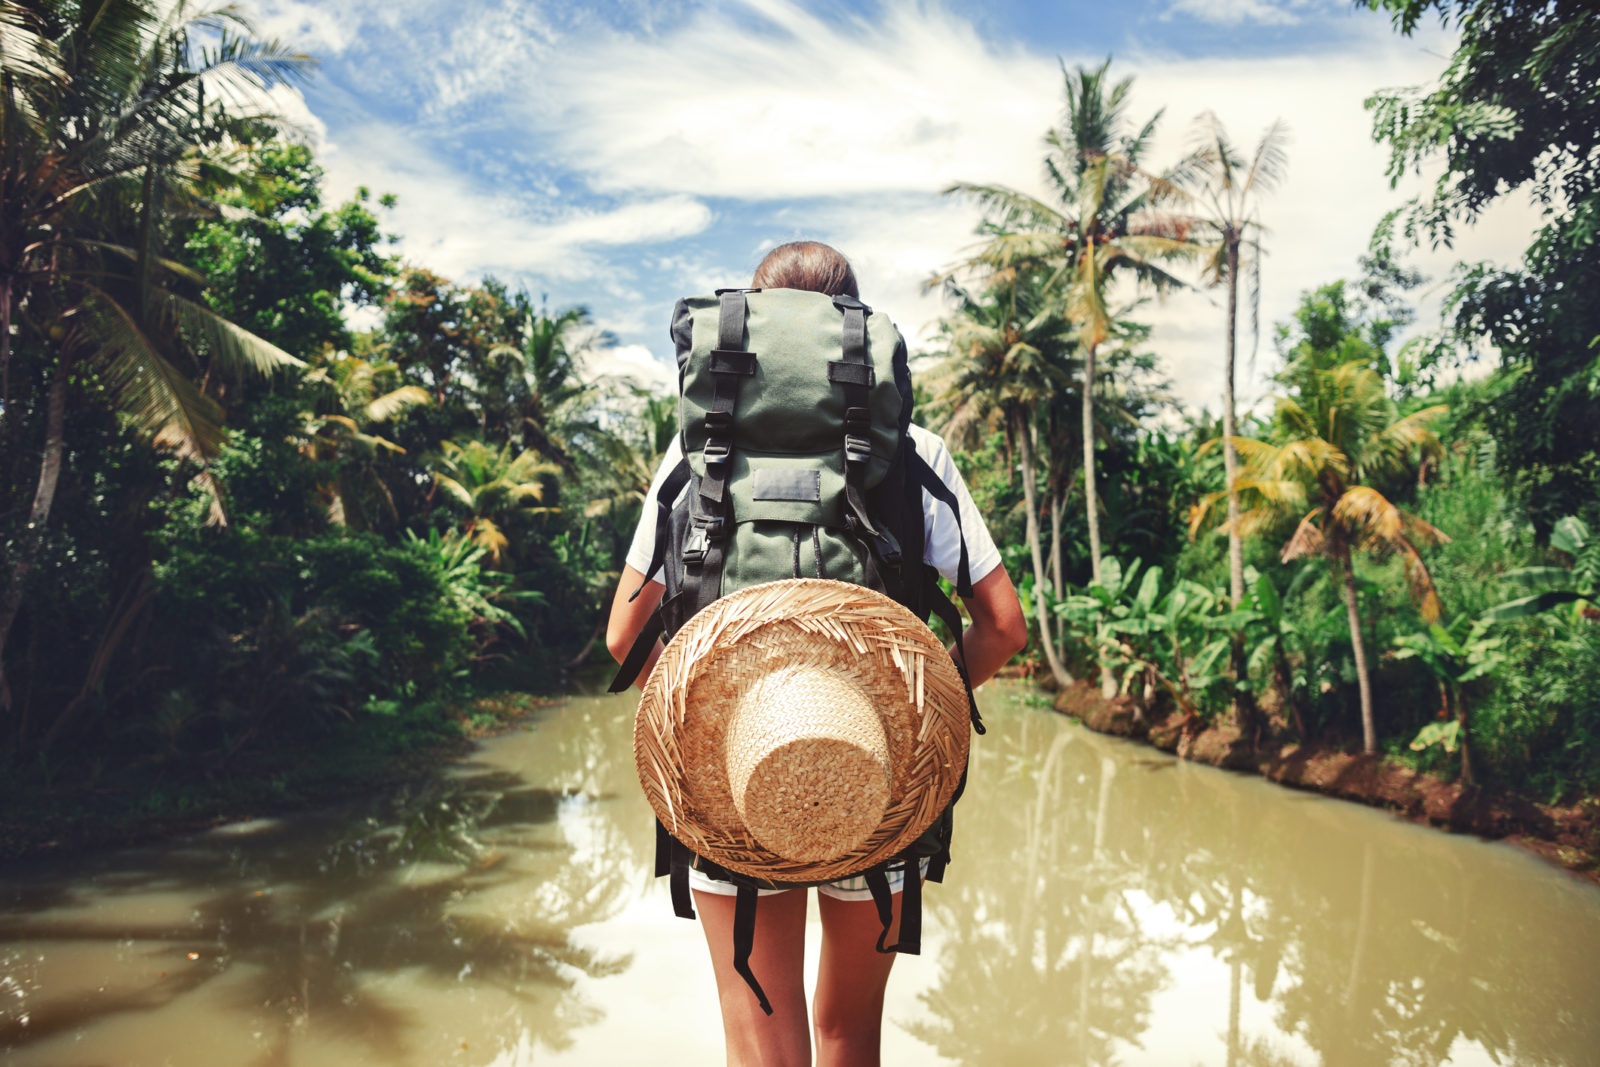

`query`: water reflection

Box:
[1,687,1597,1066]
[0,699,645,1066]
[910,698,1600,1066]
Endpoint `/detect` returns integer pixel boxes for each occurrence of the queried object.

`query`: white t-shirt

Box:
[624,424,1002,588]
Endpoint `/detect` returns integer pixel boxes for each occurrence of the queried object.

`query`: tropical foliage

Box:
[3,2,1598,835]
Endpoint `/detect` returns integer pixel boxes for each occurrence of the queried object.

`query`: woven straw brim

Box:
[634,579,970,883]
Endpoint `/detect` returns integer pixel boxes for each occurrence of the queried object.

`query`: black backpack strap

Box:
[631,457,691,598]
[831,296,884,542]
[910,447,973,598]
[608,457,692,693]
[897,855,923,955]
[669,842,697,921]
[927,574,985,735]
[682,292,752,615]
[607,610,663,693]
[732,885,773,1015]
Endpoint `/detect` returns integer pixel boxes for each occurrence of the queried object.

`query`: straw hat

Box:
[633,578,971,884]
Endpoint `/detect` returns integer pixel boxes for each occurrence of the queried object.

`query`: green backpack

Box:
[610,287,983,1012]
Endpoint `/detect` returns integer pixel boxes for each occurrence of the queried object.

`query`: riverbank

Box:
[1051,681,1600,884]
[0,691,558,864]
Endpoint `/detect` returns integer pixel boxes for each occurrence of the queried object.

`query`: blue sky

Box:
[250,0,1534,411]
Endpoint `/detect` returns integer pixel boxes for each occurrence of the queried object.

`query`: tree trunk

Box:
[1049,482,1065,657]
[1456,690,1473,787]
[1340,549,1377,754]
[0,362,68,712]
[1017,411,1073,688]
[1081,342,1114,696]
[1081,343,1103,583]
[1223,233,1245,608]
[0,273,13,424]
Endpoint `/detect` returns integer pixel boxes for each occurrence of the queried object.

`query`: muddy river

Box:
[2,682,1597,1065]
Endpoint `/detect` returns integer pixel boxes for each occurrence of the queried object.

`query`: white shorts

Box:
[687,858,932,902]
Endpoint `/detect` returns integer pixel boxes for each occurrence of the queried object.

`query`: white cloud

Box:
[585,343,676,393]
[517,2,1533,412]
[532,1,1059,200]
[256,0,1540,416]
[249,0,363,55]
[1164,0,1320,26]
[317,122,713,282]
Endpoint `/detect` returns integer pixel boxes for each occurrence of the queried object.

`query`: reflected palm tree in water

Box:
[907,717,1177,1065]
[0,700,652,1064]
[912,700,1600,1067]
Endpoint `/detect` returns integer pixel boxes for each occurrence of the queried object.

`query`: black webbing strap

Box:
[833,299,883,545]
[864,857,924,955]
[898,856,923,955]
[913,450,973,598]
[630,458,691,598]
[928,576,985,735]
[607,610,664,693]
[732,885,773,1015]
[669,846,696,920]
[654,819,673,877]
[865,868,896,954]
[699,291,752,507]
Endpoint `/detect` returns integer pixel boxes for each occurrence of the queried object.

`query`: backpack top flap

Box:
[674,288,905,489]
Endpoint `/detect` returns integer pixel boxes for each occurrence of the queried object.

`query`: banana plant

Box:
[1391,615,1506,785]
[1486,516,1599,623]
[1204,571,1311,740]
[1057,557,1231,719]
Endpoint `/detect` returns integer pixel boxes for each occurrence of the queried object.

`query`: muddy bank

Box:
[1052,681,1600,884]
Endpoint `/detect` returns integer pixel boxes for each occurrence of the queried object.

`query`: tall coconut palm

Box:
[0,0,311,708]
[1184,110,1290,607]
[946,59,1201,588]
[484,304,605,474]
[925,271,1077,687]
[1192,359,1448,753]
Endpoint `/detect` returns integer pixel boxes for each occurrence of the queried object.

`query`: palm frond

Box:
[81,284,225,459]
[161,288,303,378]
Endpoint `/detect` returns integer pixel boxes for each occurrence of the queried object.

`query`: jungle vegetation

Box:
[0,0,1594,834]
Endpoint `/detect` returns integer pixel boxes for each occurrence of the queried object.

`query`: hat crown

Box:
[725,666,891,863]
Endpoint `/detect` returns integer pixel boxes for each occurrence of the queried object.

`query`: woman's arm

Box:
[606,565,666,691]
[954,566,1028,687]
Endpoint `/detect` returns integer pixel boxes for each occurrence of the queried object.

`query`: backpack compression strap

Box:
[829,296,900,579]
[681,290,756,615]
[607,458,691,694]
[864,855,924,956]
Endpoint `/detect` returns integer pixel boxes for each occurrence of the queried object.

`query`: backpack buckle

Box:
[682,514,726,565]
[703,438,733,466]
[844,434,872,466]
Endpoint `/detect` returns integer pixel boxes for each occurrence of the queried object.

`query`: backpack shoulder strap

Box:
[606,456,690,694]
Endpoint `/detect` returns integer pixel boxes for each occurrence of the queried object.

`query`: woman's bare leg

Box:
[812,893,900,1067]
[695,888,812,1066]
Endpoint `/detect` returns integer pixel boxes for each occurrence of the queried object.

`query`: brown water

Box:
[2,683,1597,1066]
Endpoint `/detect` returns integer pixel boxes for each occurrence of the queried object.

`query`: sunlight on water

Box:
[1,682,1597,1065]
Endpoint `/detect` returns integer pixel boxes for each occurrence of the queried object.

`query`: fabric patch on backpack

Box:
[752,468,821,502]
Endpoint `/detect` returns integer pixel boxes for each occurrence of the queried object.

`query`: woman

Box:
[607,241,1026,1067]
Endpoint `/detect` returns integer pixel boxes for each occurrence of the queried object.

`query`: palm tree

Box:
[946,59,1201,693]
[484,304,604,473]
[1184,110,1290,607]
[301,351,431,527]
[429,440,559,567]
[925,271,1077,687]
[0,0,311,708]
[1193,359,1448,753]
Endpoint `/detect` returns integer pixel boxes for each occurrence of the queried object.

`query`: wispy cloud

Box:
[318,122,713,282]
[1163,0,1325,26]
[247,0,1535,414]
